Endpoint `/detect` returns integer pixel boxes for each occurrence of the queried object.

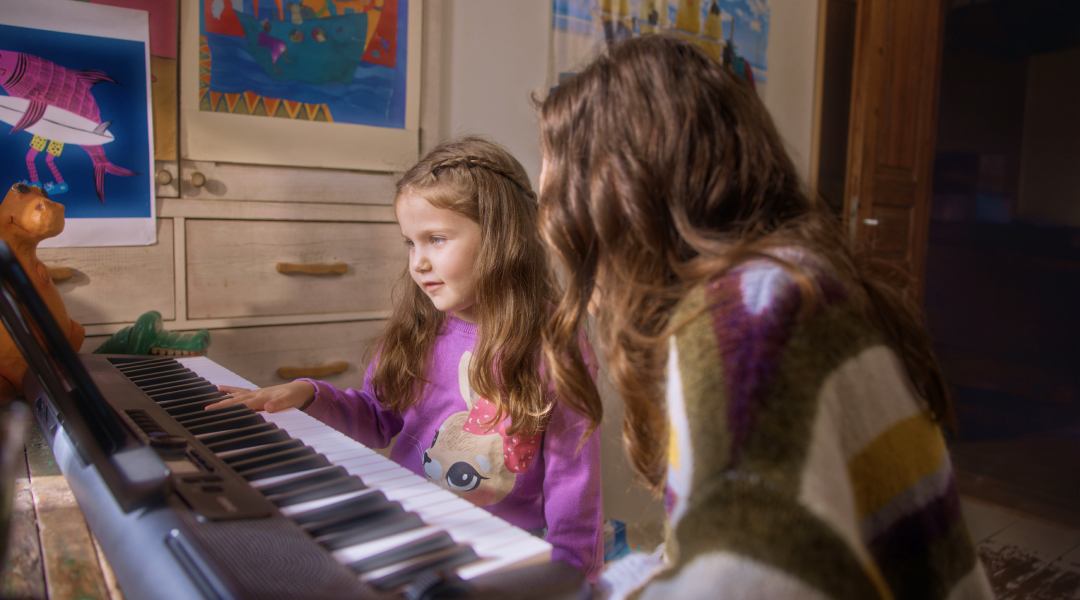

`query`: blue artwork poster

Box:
[552,0,770,97]
[0,0,156,247]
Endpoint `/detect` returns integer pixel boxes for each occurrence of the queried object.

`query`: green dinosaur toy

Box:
[93,311,211,356]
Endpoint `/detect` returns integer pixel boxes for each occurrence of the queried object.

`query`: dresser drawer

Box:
[186,219,402,319]
[203,320,385,390]
[39,219,175,326]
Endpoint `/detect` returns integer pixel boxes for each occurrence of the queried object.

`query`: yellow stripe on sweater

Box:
[848,413,946,519]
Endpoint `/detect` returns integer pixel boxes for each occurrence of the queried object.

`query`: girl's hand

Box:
[205,380,316,413]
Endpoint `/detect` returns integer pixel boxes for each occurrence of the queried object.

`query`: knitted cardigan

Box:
[622,256,994,600]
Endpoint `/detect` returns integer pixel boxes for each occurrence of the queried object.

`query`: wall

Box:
[419,0,822,532]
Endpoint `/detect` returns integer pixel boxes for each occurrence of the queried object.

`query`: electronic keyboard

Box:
[23,355,589,600]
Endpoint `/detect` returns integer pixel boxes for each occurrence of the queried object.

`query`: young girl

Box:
[537,35,994,599]
[208,136,605,582]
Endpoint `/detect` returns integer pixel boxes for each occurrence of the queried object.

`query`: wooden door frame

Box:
[835,0,949,301]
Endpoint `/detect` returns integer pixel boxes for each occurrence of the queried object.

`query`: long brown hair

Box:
[369,136,587,435]
[538,34,953,489]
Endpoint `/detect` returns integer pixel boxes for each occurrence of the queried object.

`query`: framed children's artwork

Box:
[0,0,157,248]
[180,0,422,172]
[551,0,770,98]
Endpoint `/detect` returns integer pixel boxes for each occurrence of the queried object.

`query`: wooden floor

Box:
[963,497,1080,600]
[952,427,1080,599]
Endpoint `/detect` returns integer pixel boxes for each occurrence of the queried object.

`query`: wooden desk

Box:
[0,419,123,600]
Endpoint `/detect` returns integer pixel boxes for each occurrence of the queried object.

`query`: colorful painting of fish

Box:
[0,8,152,229]
[0,50,136,204]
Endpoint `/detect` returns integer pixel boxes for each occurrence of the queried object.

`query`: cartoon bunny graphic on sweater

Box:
[421,351,540,507]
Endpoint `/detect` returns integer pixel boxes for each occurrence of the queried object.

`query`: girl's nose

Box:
[411,251,430,273]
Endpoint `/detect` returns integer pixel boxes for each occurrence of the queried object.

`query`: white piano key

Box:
[278,489,377,518]
[360,467,415,485]
[174,356,557,580]
[376,474,429,492]
[330,526,442,566]
[398,489,458,511]
[424,506,493,530]
[381,481,445,502]
[456,536,552,580]
[322,447,376,464]
[248,465,340,490]
[310,438,364,455]
[341,456,400,476]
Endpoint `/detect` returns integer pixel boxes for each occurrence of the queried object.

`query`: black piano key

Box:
[205,428,293,453]
[368,545,480,591]
[174,404,252,426]
[266,476,367,507]
[153,385,223,403]
[314,511,424,551]
[240,453,331,481]
[203,425,291,453]
[197,422,279,446]
[164,399,224,417]
[220,439,304,464]
[157,389,228,408]
[129,370,202,389]
[185,413,266,436]
[122,363,190,381]
[291,490,392,526]
[228,446,316,473]
[299,501,403,538]
[142,376,212,395]
[254,465,350,495]
[346,532,455,574]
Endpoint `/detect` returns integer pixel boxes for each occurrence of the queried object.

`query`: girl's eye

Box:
[445,461,488,492]
[430,237,445,245]
[403,239,414,248]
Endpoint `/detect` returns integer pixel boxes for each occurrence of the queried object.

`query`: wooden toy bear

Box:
[0,183,84,403]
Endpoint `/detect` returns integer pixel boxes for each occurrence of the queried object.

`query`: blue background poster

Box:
[0,0,155,247]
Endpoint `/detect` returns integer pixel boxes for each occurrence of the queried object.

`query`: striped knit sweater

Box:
[621,256,994,600]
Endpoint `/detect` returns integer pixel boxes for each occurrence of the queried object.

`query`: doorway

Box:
[924,0,1080,527]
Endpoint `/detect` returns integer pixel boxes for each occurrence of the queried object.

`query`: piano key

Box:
[290,489,392,526]
[315,511,425,550]
[249,465,340,490]
[175,404,250,426]
[254,465,353,496]
[266,475,368,507]
[330,525,444,566]
[344,532,456,574]
[299,498,403,536]
[169,357,559,583]
[205,428,292,453]
[218,439,305,463]
[279,489,375,518]
[185,413,266,435]
[239,453,331,481]
[365,544,480,590]
[456,535,552,580]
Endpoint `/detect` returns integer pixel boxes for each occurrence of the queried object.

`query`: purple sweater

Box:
[303,316,604,581]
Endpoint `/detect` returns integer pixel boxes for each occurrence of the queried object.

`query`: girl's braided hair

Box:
[368,135,596,436]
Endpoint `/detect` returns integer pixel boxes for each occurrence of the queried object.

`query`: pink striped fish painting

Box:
[0,49,136,204]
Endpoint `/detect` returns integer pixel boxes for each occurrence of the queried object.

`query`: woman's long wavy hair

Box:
[538,34,953,489]
[369,135,591,435]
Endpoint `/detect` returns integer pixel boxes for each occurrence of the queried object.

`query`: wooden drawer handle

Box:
[277,361,348,379]
[48,265,73,281]
[276,262,348,275]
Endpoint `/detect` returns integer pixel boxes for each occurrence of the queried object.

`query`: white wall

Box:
[420,0,822,533]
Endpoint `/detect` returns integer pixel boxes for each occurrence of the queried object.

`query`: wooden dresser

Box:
[38,159,403,391]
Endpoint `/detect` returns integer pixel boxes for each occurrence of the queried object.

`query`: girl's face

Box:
[397,192,483,323]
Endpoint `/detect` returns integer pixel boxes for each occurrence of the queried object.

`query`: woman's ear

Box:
[458,351,476,410]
